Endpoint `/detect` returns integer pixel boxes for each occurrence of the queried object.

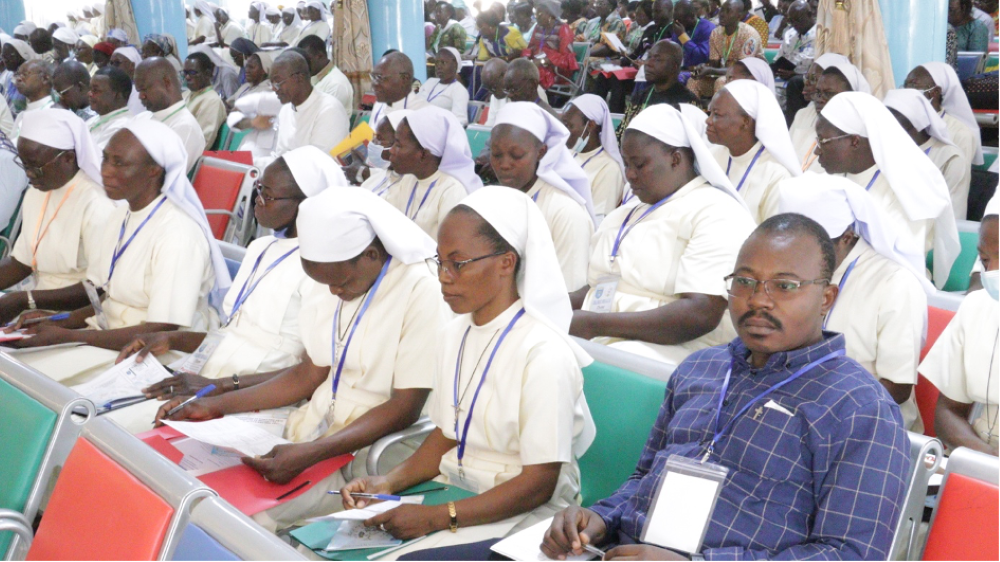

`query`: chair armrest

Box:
[365,416,437,477]
[0,510,33,556]
[204,209,236,218]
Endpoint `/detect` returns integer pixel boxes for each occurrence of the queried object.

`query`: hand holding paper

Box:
[163,416,292,457]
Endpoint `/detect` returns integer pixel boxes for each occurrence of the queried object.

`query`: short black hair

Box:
[755,213,837,279]
[637,0,654,19]
[186,51,214,71]
[512,2,534,16]
[436,1,457,18]
[450,204,521,276]
[296,34,327,54]
[476,10,502,27]
[94,66,133,98]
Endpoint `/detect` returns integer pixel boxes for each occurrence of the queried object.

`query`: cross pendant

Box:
[752,406,764,421]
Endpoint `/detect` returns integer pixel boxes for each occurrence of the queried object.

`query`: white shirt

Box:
[183,87,228,148]
[711,141,790,224]
[278,22,301,44]
[575,147,624,220]
[86,107,131,150]
[11,95,55,141]
[246,21,273,45]
[218,20,246,45]
[0,95,13,138]
[284,260,449,442]
[823,239,927,431]
[10,171,113,291]
[194,14,214,41]
[525,179,594,292]
[777,25,816,75]
[430,300,592,505]
[85,197,216,330]
[459,15,478,37]
[417,78,470,126]
[311,62,354,115]
[484,94,507,127]
[920,289,1000,449]
[369,92,429,130]
[921,137,970,221]
[294,20,331,44]
[362,168,404,196]
[145,100,207,172]
[942,112,977,181]
[583,177,756,365]
[201,236,309,379]
[273,88,349,158]
[383,170,467,240]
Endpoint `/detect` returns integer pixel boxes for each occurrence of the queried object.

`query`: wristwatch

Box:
[26,291,36,310]
[231,373,240,391]
[447,501,458,533]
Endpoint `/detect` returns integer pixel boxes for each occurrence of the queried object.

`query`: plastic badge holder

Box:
[83,280,109,330]
[640,454,728,555]
[176,330,225,375]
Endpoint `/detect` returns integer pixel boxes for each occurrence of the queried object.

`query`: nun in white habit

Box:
[801,57,872,174]
[884,88,970,220]
[778,173,932,431]
[788,52,849,165]
[105,146,341,433]
[564,94,626,220]
[339,186,596,559]
[417,47,470,125]
[574,104,756,366]
[818,92,960,289]
[15,120,230,386]
[918,62,984,167]
[361,110,407,197]
[731,57,775,94]
[294,0,331,43]
[192,1,218,43]
[383,106,480,240]
[113,46,146,115]
[707,79,800,223]
[277,7,303,45]
[492,102,595,292]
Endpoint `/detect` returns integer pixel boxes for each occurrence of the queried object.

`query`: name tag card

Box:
[588,275,620,314]
[641,455,728,555]
[83,280,109,330]
[176,330,225,375]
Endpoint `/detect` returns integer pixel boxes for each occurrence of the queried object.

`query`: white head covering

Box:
[567,94,625,177]
[403,105,483,193]
[112,45,141,65]
[297,187,437,263]
[385,108,411,129]
[194,1,218,23]
[266,6,280,17]
[79,34,100,47]
[439,46,462,65]
[721,80,802,177]
[188,44,238,70]
[12,25,30,37]
[7,39,38,61]
[92,3,104,15]
[280,146,347,197]
[281,5,303,27]
[121,119,233,312]
[823,59,871,94]
[883,88,954,147]
[778,173,935,294]
[52,27,80,46]
[304,0,331,18]
[249,1,267,22]
[625,104,747,208]
[813,52,849,71]
[19,109,103,185]
[920,61,984,165]
[494,102,597,225]
[15,21,36,34]
[820,92,959,288]
[679,103,709,140]
[985,193,999,218]
[736,57,775,94]
[107,28,128,43]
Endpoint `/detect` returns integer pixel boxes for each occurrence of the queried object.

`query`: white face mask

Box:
[983,269,999,301]
[366,142,391,169]
[572,133,590,155]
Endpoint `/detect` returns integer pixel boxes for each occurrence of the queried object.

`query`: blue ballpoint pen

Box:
[23,312,71,325]
[165,384,217,417]
[327,491,402,501]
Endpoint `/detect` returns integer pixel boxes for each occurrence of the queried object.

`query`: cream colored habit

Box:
[710,142,790,224]
[524,179,593,292]
[582,177,756,365]
[845,166,933,266]
[575,147,624,220]
[920,137,970,221]
[183,87,228,148]
[382,171,467,241]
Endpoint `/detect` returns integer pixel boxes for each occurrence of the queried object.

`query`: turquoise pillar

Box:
[878,0,948,87]
[131,0,189,59]
[368,0,427,81]
[0,0,25,35]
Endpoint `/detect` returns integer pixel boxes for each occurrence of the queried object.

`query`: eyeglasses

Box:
[724,274,829,301]
[14,69,43,81]
[55,84,76,96]
[182,69,203,77]
[270,72,300,91]
[370,72,405,84]
[815,133,853,146]
[253,183,305,206]
[427,251,507,277]
[13,150,68,177]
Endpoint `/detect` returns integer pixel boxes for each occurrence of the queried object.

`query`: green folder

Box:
[289,481,476,561]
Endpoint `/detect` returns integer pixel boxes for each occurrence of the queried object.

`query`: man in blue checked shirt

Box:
[542,213,910,561]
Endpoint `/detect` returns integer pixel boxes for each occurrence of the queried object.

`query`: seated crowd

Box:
[0,0,997,560]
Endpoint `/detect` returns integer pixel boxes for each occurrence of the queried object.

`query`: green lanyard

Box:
[88,108,130,132]
[158,103,187,123]
[721,29,738,65]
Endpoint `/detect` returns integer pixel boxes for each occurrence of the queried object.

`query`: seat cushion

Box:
[923,472,999,560]
[28,439,174,561]
[171,524,239,561]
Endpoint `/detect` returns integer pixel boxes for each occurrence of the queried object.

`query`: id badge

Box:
[640,454,728,554]
[588,275,619,314]
[176,330,225,375]
[83,280,109,330]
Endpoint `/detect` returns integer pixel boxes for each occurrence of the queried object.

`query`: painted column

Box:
[131,0,189,59]
[367,0,426,81]
[878,0,948,86]
[0,0,26,36]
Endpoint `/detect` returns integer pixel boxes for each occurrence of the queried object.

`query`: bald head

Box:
[272,50,313,105]
[504,58,540,102]
[786,0,815,34]
[482,58,509,98]
[380,51,415,78]
[134,57,182,112]
[674,0,698,28]
[53,60,92,111]
[17,60,53,100]
[371,51,415,104]
[274,49,311,76]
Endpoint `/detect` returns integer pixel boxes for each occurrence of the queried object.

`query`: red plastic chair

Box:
[915,306,957,437]
[27,438,175,560]
[189,156,258,246]
[922,447,1000,560]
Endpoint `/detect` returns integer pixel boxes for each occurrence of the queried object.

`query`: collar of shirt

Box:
[316,60,336,82]
[26,95,54,110]
[153,99,186,120]
[727,331,849,379]
[293,88,321,112]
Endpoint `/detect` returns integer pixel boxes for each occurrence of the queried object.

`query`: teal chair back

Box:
[927,229,980,292]
[579,361,666,506]
[466,126,492,159]
[211,122,231,151]
[228,128,252,152]
[0,379,58,555]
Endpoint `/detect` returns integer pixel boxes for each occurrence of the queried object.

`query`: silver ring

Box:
[379,524,386,532]
[169,385,173,394]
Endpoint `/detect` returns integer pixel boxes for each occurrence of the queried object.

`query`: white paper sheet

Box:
[601,31,627,53]
[164,416,291,457]
[643,470,720,554]
[71,354,172,408]
[305,497,424,524]
[325,520,401,552]
[490,518,596,562]
[173,437,244,476]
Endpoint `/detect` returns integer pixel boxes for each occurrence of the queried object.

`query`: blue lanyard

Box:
[581,147,605,168]
[923,146,932,155]
[373,175,402,198]
[453,307,526,475]
[404,179,438,219]
[726,146,766,193]
[822,256,859,330]
[704,348,846,461]
[108,197,168,283]
[227,241,299,323]
[620,190,635,206]
[611,194,672,260]
[864,169,880,191]
[330,258,392,404]
[531,190,540,203]
[425,81,448,102]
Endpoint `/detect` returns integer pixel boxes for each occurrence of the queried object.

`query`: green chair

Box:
[0,189,26,258]
[466,125,492,159]
[0,379,57,556]
[228,128,252,152]
[764,49,779,64]
[927,224,980,292]
[976,149,998,173]
[610,113,624,131]
[211,122,231,151]
[578,361,666,506]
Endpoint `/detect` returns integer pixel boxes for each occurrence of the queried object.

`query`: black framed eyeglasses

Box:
[253,182,306,206]
[427,251,507,277]
[724,274,829,301]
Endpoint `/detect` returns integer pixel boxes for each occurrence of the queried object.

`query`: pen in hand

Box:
[329,490,402,502]
[164,384,216,418]
[23,312,71,326]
